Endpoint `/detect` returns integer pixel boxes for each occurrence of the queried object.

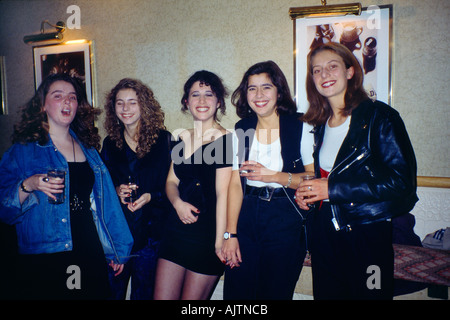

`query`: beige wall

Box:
[0,0,449,177]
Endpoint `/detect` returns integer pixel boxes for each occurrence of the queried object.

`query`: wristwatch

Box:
[224,232,238,240]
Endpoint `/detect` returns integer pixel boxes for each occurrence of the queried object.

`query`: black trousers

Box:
[307,202,394,300]
[224,189,307,300]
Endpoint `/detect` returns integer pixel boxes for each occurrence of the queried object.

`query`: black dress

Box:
[159,134,232,276]
[67,161,111,299]
[17,161,111,300]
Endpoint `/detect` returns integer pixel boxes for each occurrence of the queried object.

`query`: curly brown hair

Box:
[12,73,101,149]
[104,78,166,158]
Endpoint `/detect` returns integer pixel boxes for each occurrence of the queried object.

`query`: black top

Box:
[166,133,233,242]
[100,130,173,252]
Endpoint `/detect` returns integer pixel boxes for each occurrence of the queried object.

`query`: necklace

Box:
[124,129,138,151]
[71,136,76,162]
[50,133,77,162]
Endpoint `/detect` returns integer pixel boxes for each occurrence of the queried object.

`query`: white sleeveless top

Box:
[319,116,351,173]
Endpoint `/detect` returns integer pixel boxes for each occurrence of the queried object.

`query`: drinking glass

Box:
[124,176,138,203]
[47,169,65,204]
[303,174,316,209]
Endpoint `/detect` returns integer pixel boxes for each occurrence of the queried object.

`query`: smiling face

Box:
[186,81,219,122]
[311,49,354,107]
[246,73,278,118]
[43,80,78,129]
[115,88,141,127]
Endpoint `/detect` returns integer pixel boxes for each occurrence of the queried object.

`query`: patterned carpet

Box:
[393,244,450,286]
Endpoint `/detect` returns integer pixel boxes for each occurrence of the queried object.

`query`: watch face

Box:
[224,232,229,239]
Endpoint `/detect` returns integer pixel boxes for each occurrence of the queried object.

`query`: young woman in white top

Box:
[222,61,314,300]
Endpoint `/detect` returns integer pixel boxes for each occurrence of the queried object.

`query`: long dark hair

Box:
[181,70,228,121]
[302,42,369,126]
[12,73,101,149]
[104,78,166,159]
[232,60,297,119]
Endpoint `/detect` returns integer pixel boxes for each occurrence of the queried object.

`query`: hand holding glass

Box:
[124,176,138,204]
[47,169,65,204]
[302,174,316,209]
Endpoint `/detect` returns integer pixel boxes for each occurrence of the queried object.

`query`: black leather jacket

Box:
[312,99,418,231]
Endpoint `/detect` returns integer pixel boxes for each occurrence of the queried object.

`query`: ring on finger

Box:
[308,186,312,191]
[42,177,49,182]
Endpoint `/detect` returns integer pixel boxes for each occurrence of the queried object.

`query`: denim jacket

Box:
[0,131,134,264]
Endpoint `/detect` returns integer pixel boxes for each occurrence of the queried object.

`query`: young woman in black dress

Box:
[154,70,232,300]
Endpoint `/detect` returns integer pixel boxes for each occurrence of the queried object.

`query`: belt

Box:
[245,185,287,200]
[245,185,306,220]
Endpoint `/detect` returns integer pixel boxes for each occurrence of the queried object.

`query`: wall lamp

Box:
[289,0,362,19]
[23,20,66,44]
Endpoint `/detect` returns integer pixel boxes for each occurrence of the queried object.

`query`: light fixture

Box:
[23,20,66,44]
[289,0,362,19]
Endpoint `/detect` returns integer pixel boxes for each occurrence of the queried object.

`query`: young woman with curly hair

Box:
[0,73,133,299]
[12,74,101,149]
[101,78,172,300]
[103,78,167,159]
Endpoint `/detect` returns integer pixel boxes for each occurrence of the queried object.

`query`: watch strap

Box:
[224,232,238,239]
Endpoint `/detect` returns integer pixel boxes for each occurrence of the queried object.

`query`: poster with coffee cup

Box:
[294,5,392,112]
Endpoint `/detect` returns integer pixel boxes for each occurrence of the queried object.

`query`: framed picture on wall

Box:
[33,40,96,107]
[293,5,392,113]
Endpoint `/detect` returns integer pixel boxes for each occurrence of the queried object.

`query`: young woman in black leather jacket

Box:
[296,43,417,300]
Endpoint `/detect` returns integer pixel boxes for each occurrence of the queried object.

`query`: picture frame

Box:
[33,40,96,107]
[0,56,7,115]
[293,5,392,113]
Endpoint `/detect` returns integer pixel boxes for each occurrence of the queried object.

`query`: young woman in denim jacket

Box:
[296,43,417,299]
[0,74,133,299]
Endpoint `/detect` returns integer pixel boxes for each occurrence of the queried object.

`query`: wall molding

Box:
[417,176,450,188]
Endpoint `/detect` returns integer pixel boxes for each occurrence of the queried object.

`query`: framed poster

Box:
[33,40,96,107]
[294,5,392,112]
